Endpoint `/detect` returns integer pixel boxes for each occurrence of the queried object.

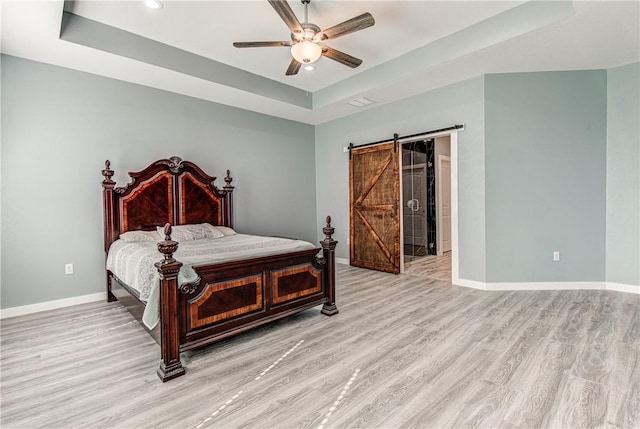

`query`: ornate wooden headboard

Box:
[101,156,234,252]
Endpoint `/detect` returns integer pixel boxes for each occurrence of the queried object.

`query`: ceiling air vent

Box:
[347,97,376,108]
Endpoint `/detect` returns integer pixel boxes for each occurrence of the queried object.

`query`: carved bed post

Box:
[155,224,186,382]
[223,170,235,229]
[320,216,339,316]
[101,160,118,302]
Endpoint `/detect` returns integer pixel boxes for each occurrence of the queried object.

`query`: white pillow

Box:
[119,230,159,242]
[156,223,224,241]
[215,226,236,236]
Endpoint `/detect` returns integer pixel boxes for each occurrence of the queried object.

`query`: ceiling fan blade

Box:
[268,0,304,37]
[285,58,302,75]
[321,46,363,68]
[314,13,375,42]
[233,41,292,48]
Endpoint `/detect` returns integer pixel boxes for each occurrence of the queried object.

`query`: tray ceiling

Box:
[2,1,639,124]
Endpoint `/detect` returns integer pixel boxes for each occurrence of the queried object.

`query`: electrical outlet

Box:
[553,251,560,262]
[65,263,74,275]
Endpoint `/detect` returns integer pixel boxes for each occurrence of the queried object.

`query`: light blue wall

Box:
[606,62,640,286]
[484,71,607,283]
[2,54,637,310]
[1,55,317,309]
[315,77,486,282]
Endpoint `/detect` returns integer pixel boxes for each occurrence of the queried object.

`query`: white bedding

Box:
[106,234,317,329]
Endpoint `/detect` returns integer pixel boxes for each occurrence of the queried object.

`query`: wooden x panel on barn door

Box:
[350,142,400,273]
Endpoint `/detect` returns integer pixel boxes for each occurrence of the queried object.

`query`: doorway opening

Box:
[401,135,452,280]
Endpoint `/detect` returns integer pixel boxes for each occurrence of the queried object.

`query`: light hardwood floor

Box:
[1,264,639,429]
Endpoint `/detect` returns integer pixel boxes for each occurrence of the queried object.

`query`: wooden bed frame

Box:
[101,156,338,382]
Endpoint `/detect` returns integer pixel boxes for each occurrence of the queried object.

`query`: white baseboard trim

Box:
[606,282,640,294]
[0,292,105,319]
[336,257,350,265]
[454,279,639,294]
[452,277,487,290]
[484,281,605,291]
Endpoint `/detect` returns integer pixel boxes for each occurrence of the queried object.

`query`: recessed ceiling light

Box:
[145,0,163,10]
[304,65,316,71]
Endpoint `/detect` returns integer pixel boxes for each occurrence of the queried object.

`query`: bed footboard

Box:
[155,218,338,382]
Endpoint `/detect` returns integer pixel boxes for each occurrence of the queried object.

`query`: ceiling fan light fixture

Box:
[291,41,322,64]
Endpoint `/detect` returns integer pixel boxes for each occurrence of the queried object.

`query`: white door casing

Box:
[437,155,452,254]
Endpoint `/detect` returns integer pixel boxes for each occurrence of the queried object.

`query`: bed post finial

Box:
[163,223,173,241]
[157,223,178,264]
[320,215,338,316]
[223,170,234,191]
[155,222,185,382]
[323,215,334,241]
[102,160,115,185]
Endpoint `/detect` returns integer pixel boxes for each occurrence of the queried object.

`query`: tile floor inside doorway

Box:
[404,251,451,280]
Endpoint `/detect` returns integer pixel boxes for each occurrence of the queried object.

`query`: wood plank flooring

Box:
[1,265,639,429]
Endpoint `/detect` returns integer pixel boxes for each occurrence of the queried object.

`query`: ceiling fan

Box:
[233,0,375,75]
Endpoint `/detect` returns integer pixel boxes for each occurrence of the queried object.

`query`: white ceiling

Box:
[2,1,639,125]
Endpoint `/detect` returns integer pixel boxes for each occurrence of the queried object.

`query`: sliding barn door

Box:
[350,142,400,273]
